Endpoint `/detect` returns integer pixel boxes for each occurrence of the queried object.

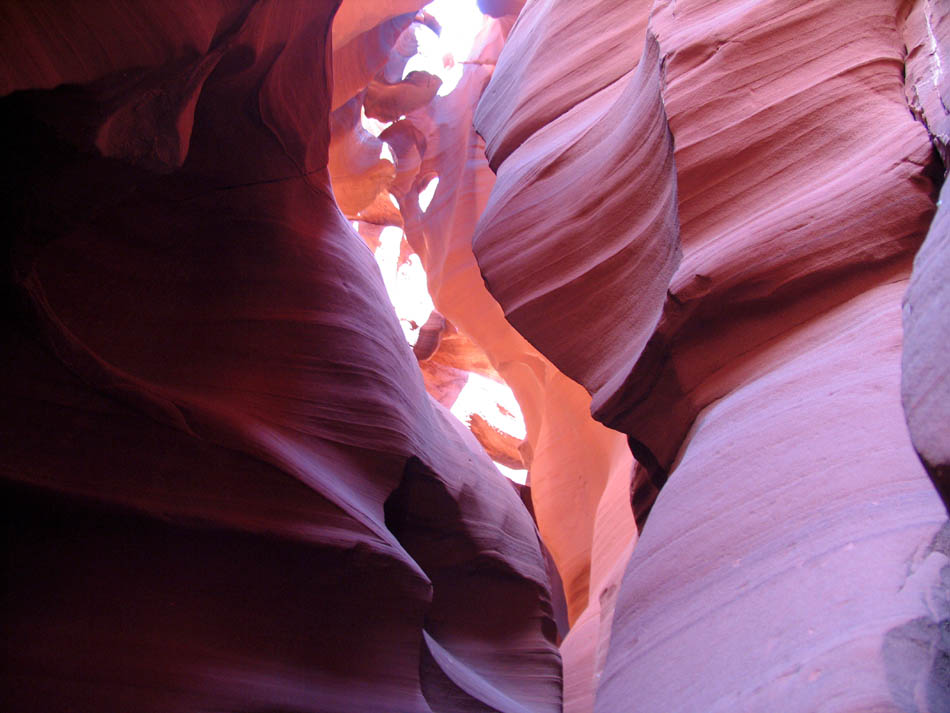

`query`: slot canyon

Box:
[2,0,949,711]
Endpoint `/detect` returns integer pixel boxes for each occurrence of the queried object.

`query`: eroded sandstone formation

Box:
[1,3,561,711]
[3,0,950,712]
[352,12,638,656]
[473,0,950,711]
[903,0,950,513]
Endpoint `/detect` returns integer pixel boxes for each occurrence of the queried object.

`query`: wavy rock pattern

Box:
[0,2,561,711]
[331,11,416,111]
[598,0,938,476]
[475,0,949,711]
[328,94,398,221]
[474,0,651,171]
[383,18,638,641]
[472,31,679,417]
[5,0,950,711]
[595,271,949,713]
[903,0,950,165]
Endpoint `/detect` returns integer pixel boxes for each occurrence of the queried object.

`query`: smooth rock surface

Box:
[0,2,561,711]
[472,32,680,413]
[474,1,949,711]
[904,179,950,510]
[384,17,638,633]
[596,0,939,475]
[595,274,949,713]
[5,0,950,711]
[902,0,950,514]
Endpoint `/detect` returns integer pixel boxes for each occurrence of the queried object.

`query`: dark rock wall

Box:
[0,2,561,711]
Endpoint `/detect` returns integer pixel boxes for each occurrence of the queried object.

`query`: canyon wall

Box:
[0,2,562,711]
[2,0,949,712]
[473,0,950,711]
[903,0,950,513]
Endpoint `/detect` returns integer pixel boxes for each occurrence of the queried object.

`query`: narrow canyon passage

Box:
[2,1,949,713]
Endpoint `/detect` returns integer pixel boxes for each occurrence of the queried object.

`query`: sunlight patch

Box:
[403,0,487,96]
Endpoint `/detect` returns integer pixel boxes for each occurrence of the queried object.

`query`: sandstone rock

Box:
[0,2,561,711]
[475,0,948,711]
[595,275,949,713]
[474,0,652,170]
[596,0,939,478]
[902,0,950,166]
[5,0,950,711]
[904,180,950,511]
[331,12,416,110]
[364,71,443,123]
[902,0,950,514]
[477,0,526,19]
[467,413,525,469]
[328,94,397,220]
[387,17,638,634]
[472,31,680,419]
[412,310,447,361]
[331,0,426,49]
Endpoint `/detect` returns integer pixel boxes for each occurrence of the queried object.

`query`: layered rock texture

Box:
[1,3,561,712]
[3,0,950,712]
[472,0,950,711]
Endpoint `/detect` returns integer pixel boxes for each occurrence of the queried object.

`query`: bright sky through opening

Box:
[404,0,488,96]
[366,1,529,485]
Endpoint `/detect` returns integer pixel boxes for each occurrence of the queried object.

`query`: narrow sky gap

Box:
[367,1,529,484]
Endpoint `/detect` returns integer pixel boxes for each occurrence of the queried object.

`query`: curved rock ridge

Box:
[474,0,652,170]
[594,270,950,713]
[902,0,950,166]
[472,31,680,415]
[593,0,939,476]
[1,2,563,711]
[328,10,434,226]
[331,0,427,49]
[903,179,950,510]
[328,94,399,222]
[376,15,638,639]
[6,0,950,711]
[902,0,950,514]
[478,0,527,20]
[0,0,254,95]
[331,10,416,111]
[475,0,948,711]
[365,70,443,123]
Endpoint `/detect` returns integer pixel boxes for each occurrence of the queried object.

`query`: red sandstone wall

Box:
[2,0,949,711]
[0,3,562,711]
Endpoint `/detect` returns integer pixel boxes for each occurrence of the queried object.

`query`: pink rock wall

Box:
[903,0,950,511]
[376,14,639,642]
[3,0,950,711]
[474,0,950,711]
[904,178,950,509]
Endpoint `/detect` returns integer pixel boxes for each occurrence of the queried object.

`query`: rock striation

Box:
[373,13,639,649]
[904,179,950,510]
[3,0,950,712]
[1,2,562,711]
[474,0,950,711]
